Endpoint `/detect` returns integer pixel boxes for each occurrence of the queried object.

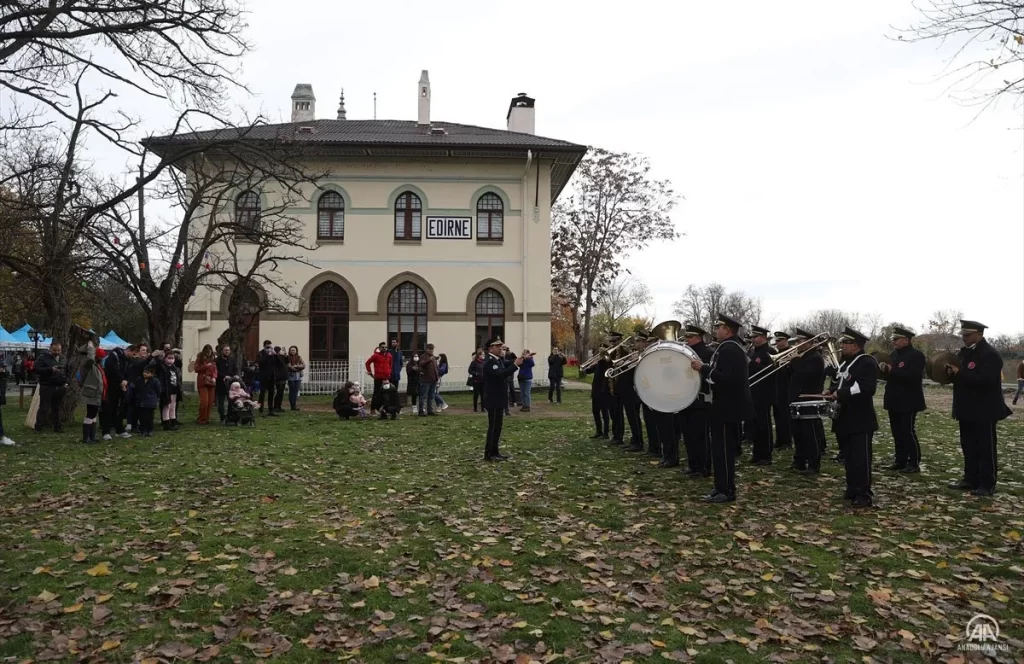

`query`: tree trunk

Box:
[215,324,247,377]
[149,305,183,351]
[39,282,79,425]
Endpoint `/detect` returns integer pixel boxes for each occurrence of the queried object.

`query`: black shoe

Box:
[753,459,771,466]
[789,464,806,472]
[379,413,388,420]
[267,411,278,417]
[948,479,973,490]
[390,413,398,420]
[971,487,995,497]
[800,468,819,477]
[833,454,845,463]
[495,454,510,461]
[291,407,300,411]
[626,444,643,452]
[648,449,662,457]
[610,438,624,445]
[900,464,921,474]
[887,462,905,471]
[590,432,603,439]
[54,426,63,434]
[600,432,609,439]
[850,496,873,508]
[704,493,735,504]
[776,443,793,450]
[662,461,680,468]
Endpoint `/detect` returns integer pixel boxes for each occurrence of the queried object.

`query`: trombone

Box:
[579,335,633,371]
[749,333,836,387]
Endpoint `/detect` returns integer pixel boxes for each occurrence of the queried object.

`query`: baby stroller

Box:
[225,376,257,427]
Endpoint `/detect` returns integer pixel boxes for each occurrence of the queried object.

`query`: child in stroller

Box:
[226,378,258,426]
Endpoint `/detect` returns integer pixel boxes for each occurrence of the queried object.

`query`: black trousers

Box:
[623,398,644,447]
[682,408,710,474]
[138,407,156,433]
[591,394,609,435]
[485,406,505,458]
[609,394,625,441]
[657,411,680,464]
[752,400,775,462]
[888,411,921,466]
[216,389,228,421]
[273,381,286,411]
[792,417,824,471]
[472,383,483,410]
[773,401,792,448]
[958,419,998,490]
[548,378,562,403]
[101,391,126,435]
[371,379,385,411]
[258,379,276,412]
[34,384,65,431]
[840,432,873,500]
[641,404,661,454]
[710,422,741,497]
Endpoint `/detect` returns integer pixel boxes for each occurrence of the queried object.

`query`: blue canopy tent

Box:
[9,327,31,344]
[100,330,131,349]
[0,326,25,350]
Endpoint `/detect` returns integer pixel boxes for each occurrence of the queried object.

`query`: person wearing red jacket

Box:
[364,342,392,413]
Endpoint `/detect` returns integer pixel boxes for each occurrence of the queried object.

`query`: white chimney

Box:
[291,84,315,122]
[506,93,535,134]
[418,70,430,126]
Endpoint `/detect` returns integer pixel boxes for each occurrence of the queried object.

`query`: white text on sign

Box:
[426,217,472,240]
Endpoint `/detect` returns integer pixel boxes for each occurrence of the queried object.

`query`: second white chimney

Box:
[418,70,430,125]
[506,93,535,134]
[291,84,315,122]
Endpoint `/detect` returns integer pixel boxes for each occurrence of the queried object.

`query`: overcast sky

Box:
[86,0,1024,336]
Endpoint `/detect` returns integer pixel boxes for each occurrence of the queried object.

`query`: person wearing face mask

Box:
[945,320,1012,497]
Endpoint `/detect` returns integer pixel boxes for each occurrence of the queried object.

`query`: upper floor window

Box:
[235,191,260,233]
[394,191,422,240]
[317,191,345,240]
[477,193,503,241]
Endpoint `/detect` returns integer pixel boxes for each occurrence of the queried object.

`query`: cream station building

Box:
[152,71,586,378]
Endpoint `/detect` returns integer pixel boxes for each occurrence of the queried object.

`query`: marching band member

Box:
[690,314,754,504]
[582,342,612,439]
[748,326,777,466]
[771,331,793,450]
[607,332,626,446]
[947,320,1010,496]
[681,325,712,477]
[620,334,647,452]
[825,327,878,508]
[878,326,926,474]
[482,336,523,461]
[787,328,825,475]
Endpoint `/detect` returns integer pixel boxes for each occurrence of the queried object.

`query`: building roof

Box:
[143,119,588,203]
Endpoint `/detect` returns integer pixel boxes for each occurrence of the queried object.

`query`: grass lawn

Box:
[0,387,1022,663]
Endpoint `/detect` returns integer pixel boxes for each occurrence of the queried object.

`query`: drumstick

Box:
[798,394,828,398]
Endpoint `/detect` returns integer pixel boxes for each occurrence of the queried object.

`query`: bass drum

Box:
[633,341,702,413]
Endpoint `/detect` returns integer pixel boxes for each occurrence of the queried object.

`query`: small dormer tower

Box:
[336,88,347,120]
[417,70,430,126]
[291,84,315,122]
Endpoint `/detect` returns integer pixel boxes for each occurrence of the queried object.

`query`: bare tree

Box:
[896,1,1024,110]
[784,309,861,338]
[89,135,327,348]
[596,277,652,330]
[551,148,678,361]
[1,0,249,138]
[926,308,964,335]
[672,283,763,333]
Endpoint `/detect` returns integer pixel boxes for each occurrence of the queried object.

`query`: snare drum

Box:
[634,341,701,413]
[789,400,838,420]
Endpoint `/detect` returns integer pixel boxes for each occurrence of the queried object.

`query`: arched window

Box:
[394,191,422,240]
[317,191,345,240]
[387,282,427,355]
[309,281,350,361]
[235,191,260,232]
[475,288,505,350]
[476,193,503,241]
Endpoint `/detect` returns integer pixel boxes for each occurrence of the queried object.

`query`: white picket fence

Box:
[300,359,553,396]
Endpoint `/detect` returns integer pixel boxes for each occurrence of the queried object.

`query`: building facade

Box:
[151,71,586,383]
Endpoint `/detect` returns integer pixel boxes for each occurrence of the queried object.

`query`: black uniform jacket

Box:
[482,352,518,409]
[771,346,792,405]
[788,352,825,404]
[749,344,777,406]
[583,359,612,397]
[832,351,879,436]
[952,339,1010,422]
[689,341,713,411]
[699,337,755,424]
[883,345,926,413]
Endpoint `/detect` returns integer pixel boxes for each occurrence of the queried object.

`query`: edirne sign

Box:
[426,216,472,240]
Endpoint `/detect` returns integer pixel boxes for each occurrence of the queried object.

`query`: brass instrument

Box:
[872,350,892,379]
[927,350,960,385]
[605,320,681,379]
[750,333,836,387]
[580,335,633,372]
